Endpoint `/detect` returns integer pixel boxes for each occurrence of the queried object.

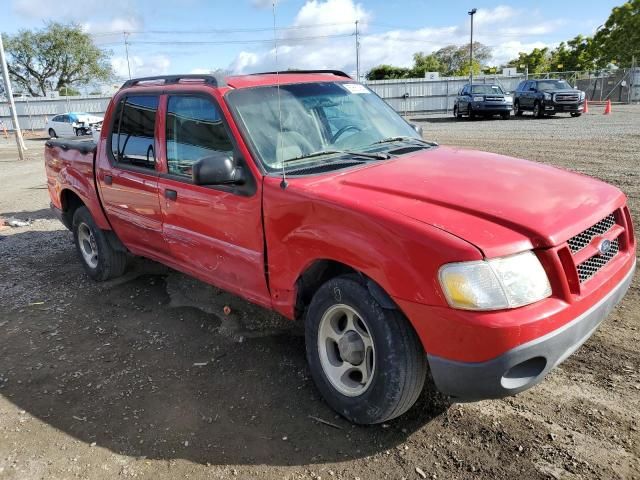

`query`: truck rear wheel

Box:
[305,276,427,424]
[72,206,127,281]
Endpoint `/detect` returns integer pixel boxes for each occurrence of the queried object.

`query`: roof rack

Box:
[120,74,221,89]
[250,70,351,79]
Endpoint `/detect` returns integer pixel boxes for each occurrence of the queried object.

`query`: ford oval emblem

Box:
[598,239,612,255]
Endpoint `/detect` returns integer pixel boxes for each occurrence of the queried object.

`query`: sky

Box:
[0,0,623,82]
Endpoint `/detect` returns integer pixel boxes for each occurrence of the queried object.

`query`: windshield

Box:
[471,85,504,94]
[538,80,573,91]
[226,81,419,172]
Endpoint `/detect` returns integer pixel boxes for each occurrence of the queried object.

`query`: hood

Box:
[315,146,624,257]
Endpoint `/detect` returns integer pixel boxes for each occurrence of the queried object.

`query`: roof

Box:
[119,71,352,92]
[226,72,351,89]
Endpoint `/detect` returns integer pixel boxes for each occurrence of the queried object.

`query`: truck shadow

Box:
[0,227,450,467]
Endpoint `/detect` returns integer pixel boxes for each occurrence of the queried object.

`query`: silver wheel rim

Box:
[77,222,98,268]
[317,304,375,397]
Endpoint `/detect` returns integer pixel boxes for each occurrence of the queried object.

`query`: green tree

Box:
[410,52,442,77]
[58,86,81,96]
[550,35,597,71]
[366,64,411,80]
[592,0,640,67]
[2,22,112,97]
[433,42,492,76]
[366,42,492,80]
[507,47,551,74]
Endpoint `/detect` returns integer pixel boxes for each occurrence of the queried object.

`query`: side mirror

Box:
[192,153,245,186]
[410,123,423,136]
[529,87,537,92]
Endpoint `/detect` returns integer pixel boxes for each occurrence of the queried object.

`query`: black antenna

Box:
[273,2,287,190]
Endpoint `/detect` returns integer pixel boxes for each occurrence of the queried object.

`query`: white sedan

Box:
[46,112,104,138]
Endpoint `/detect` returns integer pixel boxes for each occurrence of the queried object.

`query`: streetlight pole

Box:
[0,33,26,160]
[468,8,477,86]
[355,20,360,82]
[123,31,131,79]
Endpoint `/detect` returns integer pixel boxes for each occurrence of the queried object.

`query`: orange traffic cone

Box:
[583,99,589,114]
[603,99,611,115]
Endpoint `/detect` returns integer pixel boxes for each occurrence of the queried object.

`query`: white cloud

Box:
[111,54,170,79]
[228,1,562,77]
[12,0,136,20]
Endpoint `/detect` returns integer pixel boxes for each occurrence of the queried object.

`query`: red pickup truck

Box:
[45,71,636,424]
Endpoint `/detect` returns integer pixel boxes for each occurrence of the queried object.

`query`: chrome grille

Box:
[567,214,616,254]
[485,96,503,102]
[555,93,580,103]
[576,239,619,283]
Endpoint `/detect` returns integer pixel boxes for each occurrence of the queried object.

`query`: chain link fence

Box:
[1,69,639,130]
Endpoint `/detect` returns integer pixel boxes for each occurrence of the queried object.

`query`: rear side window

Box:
[166,95,233,178]
[111,95,158,170]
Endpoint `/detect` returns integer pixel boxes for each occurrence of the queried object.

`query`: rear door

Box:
[156,92,270,306]
[96,94,170,258]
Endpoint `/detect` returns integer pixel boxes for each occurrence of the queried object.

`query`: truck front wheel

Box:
[533,101,544,118]
[305,276,427,424]
[72,206,127,281]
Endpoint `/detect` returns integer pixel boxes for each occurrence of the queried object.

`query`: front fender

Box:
[263,177,481,318]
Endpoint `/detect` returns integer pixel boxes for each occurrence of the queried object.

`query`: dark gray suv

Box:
[513,79,586,118]
[453,83,513,120]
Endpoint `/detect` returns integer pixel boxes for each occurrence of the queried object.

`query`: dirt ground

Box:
[0,106,638,480]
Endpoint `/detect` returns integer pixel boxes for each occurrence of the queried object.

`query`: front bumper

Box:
[427,260,635,401]
[545,101,584,112]
[472,102,512,114]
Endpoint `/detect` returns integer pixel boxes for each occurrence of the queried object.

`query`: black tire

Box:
[74,128,79,136]
[453,105,462,120]
[48,128,57,138]
[571,112,582,117]
[533,101,544,118]
[514,101,523,116]
[72,206,127,281]
[501,112,510,120]
[468,106,475,120]
[305,276,427,424]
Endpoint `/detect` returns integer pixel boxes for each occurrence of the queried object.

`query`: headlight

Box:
[579,91,585,100]
[504,95,513,103]
[472,96,484,102]
[543,92,552,101]
[439,251,551,310]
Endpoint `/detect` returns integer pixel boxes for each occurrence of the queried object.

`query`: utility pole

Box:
[355,20,360,82]
[123,31,132,79]
[0,33,26,160]
[468,8,477,85]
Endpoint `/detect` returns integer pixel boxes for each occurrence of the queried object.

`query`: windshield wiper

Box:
[372,136,437,146]
[284,149,390,163]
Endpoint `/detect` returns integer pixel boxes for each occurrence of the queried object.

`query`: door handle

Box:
[104,174,112,185]
[165,189,177,201]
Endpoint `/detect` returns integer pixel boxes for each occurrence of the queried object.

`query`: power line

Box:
[127,33,354,45]
[89,22,355,37]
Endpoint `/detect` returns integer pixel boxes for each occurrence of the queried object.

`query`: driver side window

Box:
[166,95,233,178]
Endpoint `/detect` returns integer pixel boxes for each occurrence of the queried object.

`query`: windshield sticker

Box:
[342,83,370,94]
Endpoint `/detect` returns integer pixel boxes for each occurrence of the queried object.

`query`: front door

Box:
[156,93,270,306]
[96,95,169,258]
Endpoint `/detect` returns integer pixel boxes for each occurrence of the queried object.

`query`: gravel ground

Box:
[0,106,639,480]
